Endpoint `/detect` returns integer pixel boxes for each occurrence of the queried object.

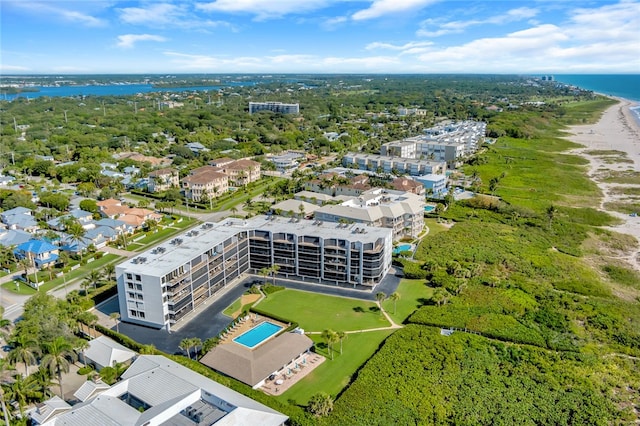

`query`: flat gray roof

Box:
[118,216,391,276]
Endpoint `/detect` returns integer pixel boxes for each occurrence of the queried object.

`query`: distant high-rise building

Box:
[249,102,299,115]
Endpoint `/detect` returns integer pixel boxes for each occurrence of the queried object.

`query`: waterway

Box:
[1,81,256,101]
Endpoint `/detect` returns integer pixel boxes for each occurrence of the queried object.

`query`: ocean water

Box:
[552,74,640,126]
[552,74,640,102]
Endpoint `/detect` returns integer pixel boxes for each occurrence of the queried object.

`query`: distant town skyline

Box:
[1,0,639,75]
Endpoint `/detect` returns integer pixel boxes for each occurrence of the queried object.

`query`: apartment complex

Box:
[314,188,425,240]
[345,120,485,174]
[147,168,179,193]
[117,217,392,330]
[343,153,447,176]
[182,166,229,202]
[249,102,300,115]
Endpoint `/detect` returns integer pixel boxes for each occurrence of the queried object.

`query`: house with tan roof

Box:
[96,199,161,229]
[182,166,229,202]
[391,177,425,196]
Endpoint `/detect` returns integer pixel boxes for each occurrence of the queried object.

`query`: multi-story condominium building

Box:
[221,159,261,186]
[314,188,425,240]
[147,168,179,193]
[415,173,448,195]
[116,217,392,330]
[182,166,229,202]
[343,153,447,176]
[380,140,417,158]
[249,102,300,115]
[397,107,428,116]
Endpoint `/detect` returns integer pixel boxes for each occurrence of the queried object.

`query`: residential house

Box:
[79,336,136,371]
[31,355,288,425]
[0,207,39,233]
[186,142,209,154]
[222,159,261,186]
[14,239,59,269]
[96,199,161,229]
[0,228,32,247]
[391,177,425,196]
[147,168,179,193]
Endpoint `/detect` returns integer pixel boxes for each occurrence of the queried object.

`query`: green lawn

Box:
[254,289,390,332]
[424,218,450,236]
[278,329,395,405]
[2,254,122,295]
[382,279,434,324]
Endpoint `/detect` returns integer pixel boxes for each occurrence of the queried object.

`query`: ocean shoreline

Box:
[564,96,640,273]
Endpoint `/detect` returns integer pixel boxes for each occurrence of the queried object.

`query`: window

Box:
[136,284,142,291]
[130,310,137,317]
[137,294,144,300]
[127,283,134,289]
[126,273,132,280]
[139,312,145,319]
[128,292,135,299]
[135,274,141,281]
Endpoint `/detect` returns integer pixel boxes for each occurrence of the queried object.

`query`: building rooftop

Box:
[118,216,391,276]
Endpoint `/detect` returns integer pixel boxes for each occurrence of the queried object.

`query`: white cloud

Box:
[9,1,106,27]
[0,64,30,72]
[117,3,235,30]
[417,6,539,37]
[366,41,434,55]
[118,3,185,26]
[195,0,329,20]
[117,34,168,49]
[352,0,439,21]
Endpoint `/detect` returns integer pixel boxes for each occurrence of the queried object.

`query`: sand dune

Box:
[564,98,640,271]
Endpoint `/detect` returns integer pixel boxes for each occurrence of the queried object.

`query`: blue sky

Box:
[1,0,639,74]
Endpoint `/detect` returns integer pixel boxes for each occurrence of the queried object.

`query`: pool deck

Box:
[218,314,288,347]
[260,352,326,396]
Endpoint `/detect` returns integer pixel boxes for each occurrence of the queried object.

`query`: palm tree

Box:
[179,338,192,360]
[110,312,120,333]
[259,267,270,285]
[389,292,400,315]
[0,359,14,426]
[66,220,86,261]
[321,329,338,360]
[103,264,115,282]
[41,336,77,399]
[270,264,280,285]
[74,339,90,368]
[85,269,101,290]
[5,374,38,418]
[432,288,452,307]
[230,206,238,216]
[7,334,40,376]
[376,292,387,315]
[190,337,202,359]
[336,331,346,355]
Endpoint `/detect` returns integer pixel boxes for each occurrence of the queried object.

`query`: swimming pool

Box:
[424,205,435,212]
[233,322,283,348]
[393,244,413,255]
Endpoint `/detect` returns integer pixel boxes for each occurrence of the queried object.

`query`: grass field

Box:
[382,279,434,324]
[254,289,391,331]
[278,329,395,405]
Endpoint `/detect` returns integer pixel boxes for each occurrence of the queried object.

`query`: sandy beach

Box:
[564,98,640,271]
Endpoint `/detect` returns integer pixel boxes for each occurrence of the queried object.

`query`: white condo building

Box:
[117,217,392,330]
[314,188,425,241]
[249,102,300,115]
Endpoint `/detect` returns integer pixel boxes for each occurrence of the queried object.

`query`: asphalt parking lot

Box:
[96,269,401,354]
